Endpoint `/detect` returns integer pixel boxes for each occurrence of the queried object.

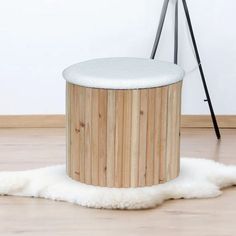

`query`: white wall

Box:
[0,0,235,115]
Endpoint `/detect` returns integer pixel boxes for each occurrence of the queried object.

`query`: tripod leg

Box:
[174,0,178,64]
[151,0,170,59]
[182,0,221,139]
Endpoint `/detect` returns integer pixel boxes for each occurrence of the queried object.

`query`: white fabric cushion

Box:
[63,57,185,89]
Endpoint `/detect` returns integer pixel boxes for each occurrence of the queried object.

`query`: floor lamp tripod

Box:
[151,0,221,139]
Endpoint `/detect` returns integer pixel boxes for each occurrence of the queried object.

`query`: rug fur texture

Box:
[0,158,236,210]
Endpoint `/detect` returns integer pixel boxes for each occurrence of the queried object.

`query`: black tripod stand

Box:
[151,0,221,139]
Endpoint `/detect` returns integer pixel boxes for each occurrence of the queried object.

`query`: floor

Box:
[0,128,236,236]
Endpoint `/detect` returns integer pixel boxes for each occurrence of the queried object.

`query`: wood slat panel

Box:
[67,82,182,187]
[165,82,182,180]
[0,115,66,128]
[84,88,92,184]
[106,90,116,187]
[176,82,182,174]
[159,86,168,183]
[91,89,99,185]
[153,87,162,184]
[98,89,107,186]
[122,90,132,187]
[138,89,148,186]
[114,91,124,187]
[165,85,175,181]
[130,90,140,187]
[146,89,156,186]
[72,85,80,180]
[79,86,85,182]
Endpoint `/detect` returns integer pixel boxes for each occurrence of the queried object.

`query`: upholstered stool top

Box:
[63,57,184,89]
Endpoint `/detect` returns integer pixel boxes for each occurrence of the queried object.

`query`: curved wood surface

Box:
[66,81,182,187]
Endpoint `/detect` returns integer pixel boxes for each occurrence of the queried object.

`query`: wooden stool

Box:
[63,57,184,188]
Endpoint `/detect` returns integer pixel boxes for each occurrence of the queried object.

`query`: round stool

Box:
[63,57,184,188]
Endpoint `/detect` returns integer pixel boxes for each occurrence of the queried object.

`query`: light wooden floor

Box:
[0,128,236,236]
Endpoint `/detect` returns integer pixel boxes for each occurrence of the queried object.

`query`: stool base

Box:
[66,82,182,188]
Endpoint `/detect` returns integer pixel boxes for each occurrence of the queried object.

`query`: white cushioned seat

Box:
[63,57,185,89]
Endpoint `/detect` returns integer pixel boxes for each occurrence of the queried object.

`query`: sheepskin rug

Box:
[0,158,236,210]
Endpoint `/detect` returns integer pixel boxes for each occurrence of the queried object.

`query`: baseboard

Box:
[181,115,236,128]
[0,115,235,128]
[0,115,65,128]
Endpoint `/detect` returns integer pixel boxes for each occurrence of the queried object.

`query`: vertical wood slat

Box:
[159,86,169,183]
[72,84,80,180]
[91,89,99,185]
[146,89,156,186]
[122,90,132,187]
[166,82,182,180]
[79,87,85,182]
[67,82,182,188]
[138,89,148,187]
[106,90,116,187]
[178,83,183,172]
[175,82,182,176]
[153,88,162,184]
[114,91,124,187]
[166,84,173,181]
[130,90,140,187]
[98,89,107,186]
[171,83,178,179]
[84,88,92,184]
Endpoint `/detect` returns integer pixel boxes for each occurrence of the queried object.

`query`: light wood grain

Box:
[153,88,162,184]
[107,90,116,187]
[175,82,182,174]
[71,84,80,180]
[114,90,124,187]
[181,115,236,128]
[67,82,182,187]
[145,89,156,186]
[79,86,85,182]
[129,90,141,187]
[122,90,132,187]
[138,89,148,187]
[159,86,168,183]
[166,84,174,180]
[98,89,107,186]
[91,89,99,185]
[84,88,92,184]
[1,128,236,236]
[2,115,236,129]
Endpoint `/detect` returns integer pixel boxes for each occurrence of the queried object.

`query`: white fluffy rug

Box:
[0,158,236,210]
